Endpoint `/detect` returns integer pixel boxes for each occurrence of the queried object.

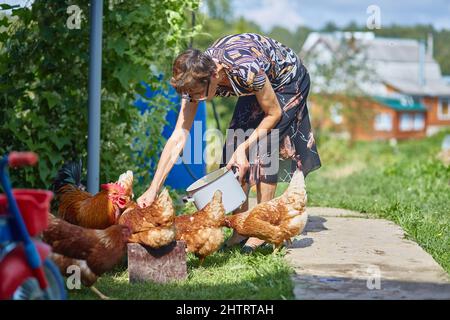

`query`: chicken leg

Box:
[272,244,282,254]
[91,286,111,300]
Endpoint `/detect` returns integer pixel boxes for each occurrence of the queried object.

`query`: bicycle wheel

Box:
[11,258,67,300]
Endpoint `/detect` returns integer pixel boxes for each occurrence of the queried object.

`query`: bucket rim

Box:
[186,167,231,193]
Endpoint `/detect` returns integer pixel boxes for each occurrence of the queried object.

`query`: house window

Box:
[374,113,392,131]
[330,103,343,124]
[400,113,424,131]
[438,98,450,120]
[413,113,425,130]
[399,113,414,131]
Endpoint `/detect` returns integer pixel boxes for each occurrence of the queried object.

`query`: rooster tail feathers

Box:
[52,159,85,192]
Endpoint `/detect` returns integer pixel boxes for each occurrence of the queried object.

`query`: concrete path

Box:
[284,207,450,300]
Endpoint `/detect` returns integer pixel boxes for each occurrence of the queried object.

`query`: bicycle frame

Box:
[0,154,48,295]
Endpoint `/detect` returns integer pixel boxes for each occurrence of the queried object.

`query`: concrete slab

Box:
[286,213,450,300]
[306,207,369,218]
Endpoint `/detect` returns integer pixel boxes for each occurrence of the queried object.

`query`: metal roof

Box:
[302,32,450,97]
[372,95,427,112]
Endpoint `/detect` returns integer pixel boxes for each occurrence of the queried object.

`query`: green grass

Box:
[69,243,294,300]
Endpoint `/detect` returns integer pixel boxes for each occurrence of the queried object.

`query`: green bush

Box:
[0,0,199,190]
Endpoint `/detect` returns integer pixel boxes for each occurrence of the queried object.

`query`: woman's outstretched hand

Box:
[137,188,157,208]
[226,145,249,183]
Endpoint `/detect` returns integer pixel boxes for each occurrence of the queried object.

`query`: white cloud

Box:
[2,0,33,7]
[232,0,450,31]
[234,0,305,32]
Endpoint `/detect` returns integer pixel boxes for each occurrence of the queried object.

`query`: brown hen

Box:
[224,169,308,252]
[43,214,131,299]
[118,188,176,248]
[175,190,225,265]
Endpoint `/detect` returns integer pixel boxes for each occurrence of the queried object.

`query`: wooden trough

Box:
[128,241,188,284]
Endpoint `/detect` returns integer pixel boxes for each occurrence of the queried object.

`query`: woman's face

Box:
[184,78,211,102]
[183,66,222,102]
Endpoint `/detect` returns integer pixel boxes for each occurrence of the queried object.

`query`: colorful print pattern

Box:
[219,55,322,185]
[205,33,300,96]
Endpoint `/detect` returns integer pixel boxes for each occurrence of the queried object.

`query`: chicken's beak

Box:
[117,196,128,209]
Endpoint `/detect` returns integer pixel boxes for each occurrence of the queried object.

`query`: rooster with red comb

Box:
[52,161,134,229]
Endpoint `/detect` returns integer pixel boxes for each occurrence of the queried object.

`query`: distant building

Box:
[443,76,450,86]
[301,31,450,140]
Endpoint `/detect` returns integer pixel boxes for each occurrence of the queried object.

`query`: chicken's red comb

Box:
[100,183,126,194]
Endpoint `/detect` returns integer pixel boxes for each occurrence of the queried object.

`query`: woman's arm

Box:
[226,74,282,181]
[241,74,282,150]
[137,99,199,207]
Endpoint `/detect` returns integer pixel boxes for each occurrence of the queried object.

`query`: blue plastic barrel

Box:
[135,83,206,190]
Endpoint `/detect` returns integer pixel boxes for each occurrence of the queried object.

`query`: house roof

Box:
[373,95,427,112]
[385,78,450,97]
[302,32,450,97]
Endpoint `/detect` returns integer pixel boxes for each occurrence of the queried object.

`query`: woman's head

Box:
[171,49,217,101]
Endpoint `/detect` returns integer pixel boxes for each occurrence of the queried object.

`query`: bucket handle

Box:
[231,165,240,179]
[182,196,195,204]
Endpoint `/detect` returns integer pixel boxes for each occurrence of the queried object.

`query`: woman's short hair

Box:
[170,49,216,95]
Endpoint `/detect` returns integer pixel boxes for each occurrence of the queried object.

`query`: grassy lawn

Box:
[69,129,449,299]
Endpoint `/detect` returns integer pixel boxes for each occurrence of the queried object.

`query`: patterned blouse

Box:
[204,33,301,97]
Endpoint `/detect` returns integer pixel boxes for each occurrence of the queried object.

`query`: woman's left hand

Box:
[226,145,249,183]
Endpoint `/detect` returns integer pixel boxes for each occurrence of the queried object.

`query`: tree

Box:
[320,21,450,74]
[304,35,377,144]
[293,25,313,53]
[233,16,263,35]
[344,20,359,32]
[268,26,296,50]
[322,21,338,32]
[0,0,199,191]
[203,0,232,22]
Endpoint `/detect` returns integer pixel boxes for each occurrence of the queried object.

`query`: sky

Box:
[3,0,450,32]
[227,0,450,32]
[2,0,31,8]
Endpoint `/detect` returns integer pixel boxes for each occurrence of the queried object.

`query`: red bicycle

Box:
[0,152,66,300]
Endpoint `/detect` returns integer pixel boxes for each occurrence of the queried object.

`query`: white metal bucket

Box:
[184,167,247,213]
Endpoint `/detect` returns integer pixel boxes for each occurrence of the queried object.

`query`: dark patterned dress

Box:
[205,33,321,185]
